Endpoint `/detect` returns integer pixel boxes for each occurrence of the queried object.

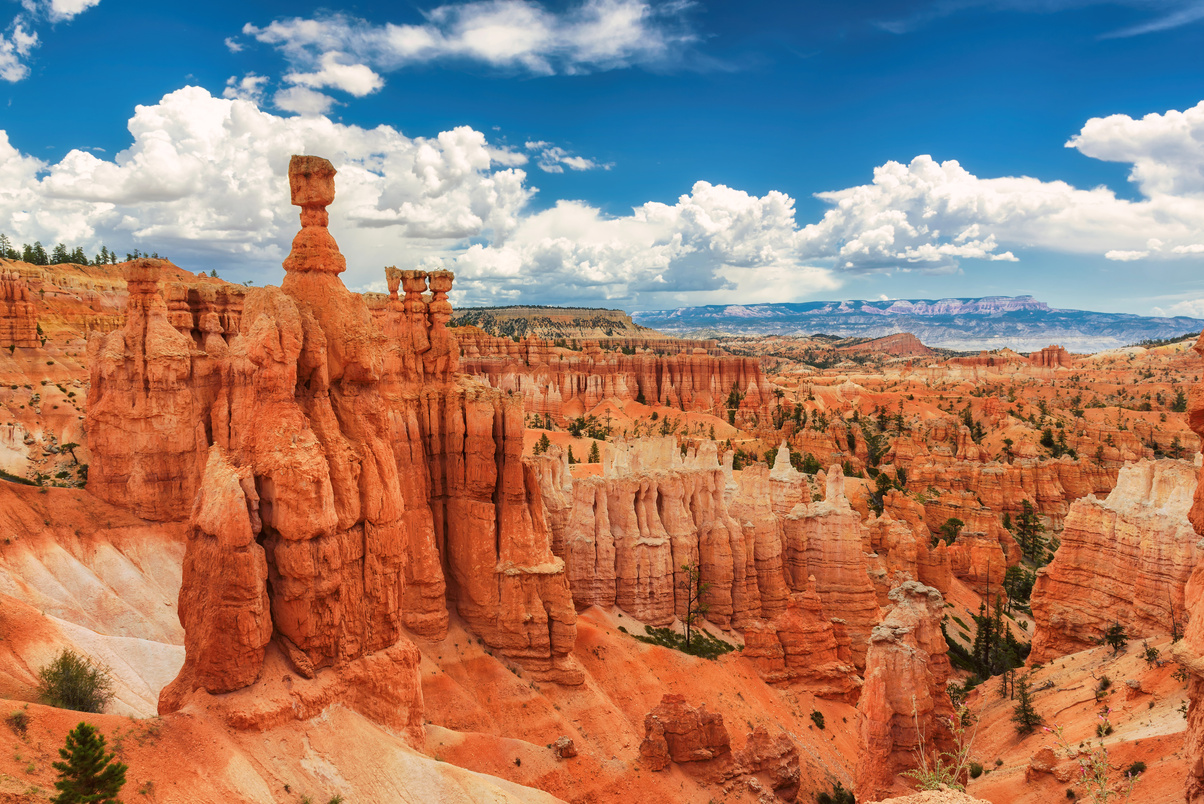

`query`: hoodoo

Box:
[84,155,583,725]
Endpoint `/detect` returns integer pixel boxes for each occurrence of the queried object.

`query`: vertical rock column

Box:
[856,581,955,801]
[1174,334,1204,803]
[86,259,203,520]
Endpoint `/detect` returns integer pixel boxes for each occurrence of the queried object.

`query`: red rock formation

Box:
[835,332,934,358]
[856,581,954,801]
[1031,459,1199,663]
[1173,335,1204,803]
[740,584,861,701]
[84,156,582,720]
[457,330,774,425]
[163,447,271,702]
[0,268,38,347]
[637,694,801,799]
[537,438,757,628]
[783,468,881,669]
[86,259,206,521]
[906,455,1117,529]
[639,693,731,770]
[1028,344,1073,368]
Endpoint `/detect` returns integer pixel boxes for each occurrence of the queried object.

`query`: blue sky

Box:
[2,0,1204,315]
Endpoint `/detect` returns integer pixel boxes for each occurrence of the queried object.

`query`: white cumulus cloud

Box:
[797,99,1204,274]
[222,73,269,104]
[284,52,384,96]
[448,180,840,306]
[0,86,533,287]
[273,86,336,116]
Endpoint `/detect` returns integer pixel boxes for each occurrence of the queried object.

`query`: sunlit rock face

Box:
[86,156,582,729]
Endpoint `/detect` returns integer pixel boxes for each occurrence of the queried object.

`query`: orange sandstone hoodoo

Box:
[85,156,582,728]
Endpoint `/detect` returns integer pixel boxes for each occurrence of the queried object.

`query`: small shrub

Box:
[37,649,114,714]
[5,709,28,736]
[1066,789,1076,799]
[994,758,1003,766]
[630,624,735,660]
[816,781,855,804]
[1125,761,1146,776]
[969,761,984,779]
[810,710,825,730]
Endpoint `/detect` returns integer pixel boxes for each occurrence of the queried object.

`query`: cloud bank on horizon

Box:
[2,87,1204,309]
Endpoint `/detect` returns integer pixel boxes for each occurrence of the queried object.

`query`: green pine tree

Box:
[1011,676,1043,735]
[1014,499,1046,564]
[51,722,127,804]
[588,441,600,463]
[1103,620,1129,654]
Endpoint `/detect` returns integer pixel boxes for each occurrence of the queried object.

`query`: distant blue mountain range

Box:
[631,296,1204,353]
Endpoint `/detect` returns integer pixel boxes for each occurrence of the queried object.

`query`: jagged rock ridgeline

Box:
[1030,459,1200,663]
[85,156,581,723]
[530,439,907,690]
[632,296,1204,352]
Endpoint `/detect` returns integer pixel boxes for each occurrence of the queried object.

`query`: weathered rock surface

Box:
[856,581,954,802]
[638,694,801,800]
[0,267,39,347]
[1174,332,1204,804]
[783,468,881,669]
[457,329,773,425]
[740,584,861,701]
[1031,459,1199,663]
[639,693,731,770]
[83,155,581,723]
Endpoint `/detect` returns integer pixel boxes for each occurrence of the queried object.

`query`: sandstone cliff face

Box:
[783,469,881,669]
[0,268,38,348]
[457,330,774,425]
[856,582,954,802]
[1169,331,1204,803]
[86,261,207,521]
[1031,459,1199,663]
[85,156,581,723]
[906,456,1116,530]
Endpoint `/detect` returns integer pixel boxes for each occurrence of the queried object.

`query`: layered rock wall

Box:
[1031,459,1199,663]
[0,268,38,347]
[457,331,774,424]
[1169,332,1204,803]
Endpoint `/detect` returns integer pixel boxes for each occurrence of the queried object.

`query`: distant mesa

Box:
[632,295,1204,353]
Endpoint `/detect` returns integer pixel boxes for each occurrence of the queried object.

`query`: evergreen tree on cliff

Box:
[51,722,127,804]
[1011,676,1042,735]
[1014,500,1046,564]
